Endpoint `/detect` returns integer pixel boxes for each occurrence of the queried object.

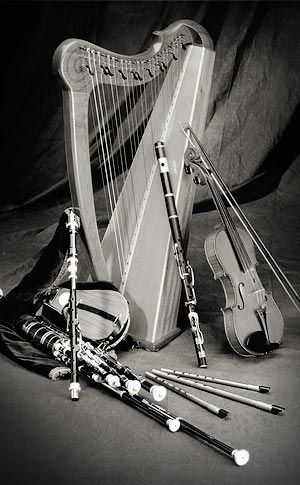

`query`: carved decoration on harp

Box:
[53,20,215,350]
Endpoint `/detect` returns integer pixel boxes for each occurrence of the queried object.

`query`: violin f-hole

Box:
[237,282,245,310]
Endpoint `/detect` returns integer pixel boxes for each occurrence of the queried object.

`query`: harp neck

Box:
[53,20,215,348]
[53,20,213,93]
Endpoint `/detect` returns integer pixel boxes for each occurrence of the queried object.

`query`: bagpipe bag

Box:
[0,209,122,377]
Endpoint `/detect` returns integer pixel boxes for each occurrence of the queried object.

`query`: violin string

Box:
[207,46,272,313]
[207,178,249,272]
[185,124,300,310]
[222,189,300,312]
[208,177,268,312]
[197,137,300,312]
[204,175,276,346]
[188,126,290,322]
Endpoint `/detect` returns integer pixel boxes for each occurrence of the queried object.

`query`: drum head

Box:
[42,283,130,350]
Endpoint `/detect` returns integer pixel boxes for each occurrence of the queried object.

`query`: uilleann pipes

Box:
[96,378,249,466]
[20,314,249,466]
[65,208,81,400]
[20,316,161,401]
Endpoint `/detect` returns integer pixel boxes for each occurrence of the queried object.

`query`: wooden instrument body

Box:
[53,21,215,349]
[205,226,284,356]
[42,286,130,350]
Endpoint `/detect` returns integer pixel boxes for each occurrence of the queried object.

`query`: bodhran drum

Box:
[41,282,130,350]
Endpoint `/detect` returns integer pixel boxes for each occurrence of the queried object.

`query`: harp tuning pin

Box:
[80,65,95,76]
[158,61,167,72]
[145,68,154,79]
[118,69,127,80]
[101,65,114,76]
[132,71,143,81]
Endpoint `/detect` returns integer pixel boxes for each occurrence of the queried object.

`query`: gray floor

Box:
[0,318,299,485]
[0,159,299,484]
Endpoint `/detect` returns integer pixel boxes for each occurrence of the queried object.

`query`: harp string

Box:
[129,65,145,179]
[85,41,187,279]
[121,59,141,264]
[153,58,161,141]
[136,61,148,182]
[121,59,139,225]
[117,58,140,267]
[90,50,124,275]
[87,53,110,214]
[89,84,110,222]
[108,59,132,259]
[149,58,157,141]
[99,55,127,271]
[107,56,132,269]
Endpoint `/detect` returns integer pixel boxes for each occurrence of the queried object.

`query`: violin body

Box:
[205,225,284,356]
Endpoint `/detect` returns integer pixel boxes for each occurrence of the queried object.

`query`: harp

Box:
[53,20,215,350]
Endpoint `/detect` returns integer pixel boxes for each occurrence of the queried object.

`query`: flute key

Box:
[155,141,207,367]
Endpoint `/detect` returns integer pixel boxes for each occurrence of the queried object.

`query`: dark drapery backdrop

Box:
[1,0,300,211]
[1,4,300,485]
[0,0,300,312]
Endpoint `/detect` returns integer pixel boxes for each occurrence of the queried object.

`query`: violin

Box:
[181,124,300,357]
[204,178,284,356]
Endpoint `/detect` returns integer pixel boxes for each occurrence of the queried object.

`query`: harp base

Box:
[129,327,182,352]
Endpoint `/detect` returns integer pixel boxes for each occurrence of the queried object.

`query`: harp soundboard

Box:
[53,20,215,349]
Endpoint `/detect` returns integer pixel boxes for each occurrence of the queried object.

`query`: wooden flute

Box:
[155,141,207,367]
